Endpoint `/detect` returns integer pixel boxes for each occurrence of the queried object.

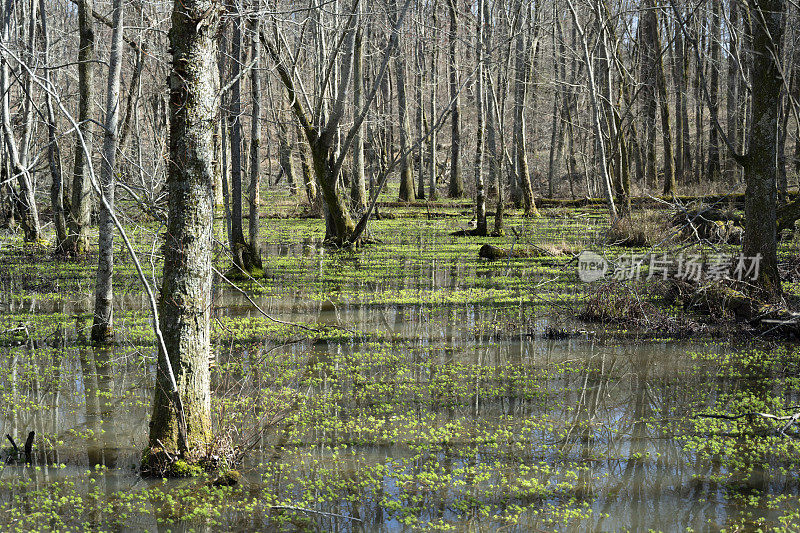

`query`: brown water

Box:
[1,225,798,531]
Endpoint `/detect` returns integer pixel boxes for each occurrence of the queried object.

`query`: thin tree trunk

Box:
[428,0,439,199]
[512,0,537,215]
[67,0,95,253]
[91,0,123,343]
[0,0,40,242]
[248,17,263,269]
[447,0,463,197]
[653,5,676,194]
[39,0,66,248]
[351,25,367,209]
[707,0,721,180]
[393,0,414,202]
[473,0,486,235]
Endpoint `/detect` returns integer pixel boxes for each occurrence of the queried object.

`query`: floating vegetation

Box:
[2,206,800,530]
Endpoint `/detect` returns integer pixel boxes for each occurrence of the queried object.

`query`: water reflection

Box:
[0,232,798,531]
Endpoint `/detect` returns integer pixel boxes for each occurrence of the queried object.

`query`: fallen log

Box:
[478,243,567,260]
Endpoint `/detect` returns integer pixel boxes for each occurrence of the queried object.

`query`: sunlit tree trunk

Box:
[0,0,40,242]
[511,0,537,216]
[66,0,95,253]
[39,0,66,248]
[473,0,487,235]
[91,0,124,343]
[248,17,262,264]
[148,0,218,458]
[351,25,367,209]
[393,0,415,202]
[447,0,463,197]
[428,0,439,199]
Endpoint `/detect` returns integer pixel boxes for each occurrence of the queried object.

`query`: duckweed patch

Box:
[3,207,800,530]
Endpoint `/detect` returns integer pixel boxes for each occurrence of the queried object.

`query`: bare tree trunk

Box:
[248,17,263,268]
[726,0,739,174]
[742,0,783,295]
[652,4,676,194]
[473,0,487,235]
[566,0,616,219]
[447,0,463,197]
[227,16,259,273]
[0,0,40,242]
[428,0,439,199]
[673,14,692,180]
[351,25,367,209]
[393,0,414,202]
[39,0,66,248]
[640,0,658,188]
[707,0,721,181]
[277,119,297,195]
[512,0,538,215]
[415,4,426,200]
[91,0,123,343]
[297,126,318,205]
[67,0,95,253]
[147,0,217,459]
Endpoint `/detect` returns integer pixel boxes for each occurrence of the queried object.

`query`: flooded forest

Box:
[3,0,800,529]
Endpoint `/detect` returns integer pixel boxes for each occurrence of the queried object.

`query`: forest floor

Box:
[2,188,800,530]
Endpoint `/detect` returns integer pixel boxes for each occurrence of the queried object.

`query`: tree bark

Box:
[447,0,463,197]
[351,26,367,209]
[0,0,40,242]
[428,0,439,199]
[473,0,487,235]
[511,0,537,215]
[707,0,722,181]
[392,0,414,202]
[742,0,784,295]
[248,17,262,266]
[148,0,218,456]
[39,0,66,248]
[91,0,124,343]
[67,0,95,253]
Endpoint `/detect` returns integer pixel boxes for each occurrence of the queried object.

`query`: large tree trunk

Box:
[742,0,784,296]
[447,0,463,197]
[148,0,217,457]
[91,0,123,344]
[66,0,95,253]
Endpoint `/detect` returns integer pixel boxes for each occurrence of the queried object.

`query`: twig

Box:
[271,505,363,522]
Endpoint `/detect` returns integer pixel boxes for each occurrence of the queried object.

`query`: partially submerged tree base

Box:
[141,441,241,479]
[226,242,264,279]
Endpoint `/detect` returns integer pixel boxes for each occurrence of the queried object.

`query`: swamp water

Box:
[1,216,800,531]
